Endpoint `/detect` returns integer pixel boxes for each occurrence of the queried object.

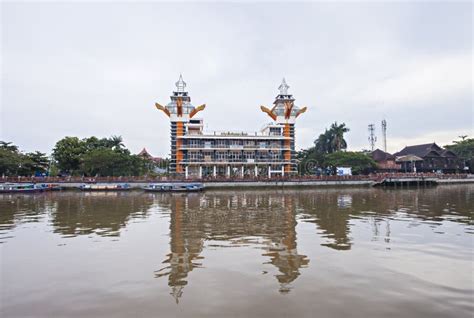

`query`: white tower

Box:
[368,124,377,151]
[381,119,387,152]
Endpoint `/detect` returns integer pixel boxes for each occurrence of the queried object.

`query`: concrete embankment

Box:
[437,178,474,184]
[202,180,373,188]
[30,177,474,190]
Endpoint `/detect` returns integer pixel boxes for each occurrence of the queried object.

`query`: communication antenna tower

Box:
[368,124,377,151]
[381,119,387,152]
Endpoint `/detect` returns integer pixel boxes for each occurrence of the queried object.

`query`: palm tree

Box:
[329,122,349,152]
[108,135,124,150]
[0,141,19,152]
[315,129,333,154]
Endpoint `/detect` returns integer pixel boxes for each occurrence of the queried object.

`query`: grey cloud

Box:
[1,2,472,156]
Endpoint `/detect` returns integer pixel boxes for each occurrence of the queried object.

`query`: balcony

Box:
[181,158,292,164]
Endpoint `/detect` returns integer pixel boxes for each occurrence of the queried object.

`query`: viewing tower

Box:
[260,78,307,174]
[154,76,307,178]
[154,75,206,174]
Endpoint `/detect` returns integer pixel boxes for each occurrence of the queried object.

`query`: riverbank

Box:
[4,176,472,190]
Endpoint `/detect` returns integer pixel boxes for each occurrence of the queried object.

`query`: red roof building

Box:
[138,148,163,164]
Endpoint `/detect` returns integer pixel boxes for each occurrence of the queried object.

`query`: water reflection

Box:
[0,185,472,306]
[0,194,50,243]
[154,192,309,301]
[150,186,472,301]
[0,192,155,242]
[50,192,154,237]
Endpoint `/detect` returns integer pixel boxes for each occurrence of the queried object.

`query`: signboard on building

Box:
[336,167,352,176]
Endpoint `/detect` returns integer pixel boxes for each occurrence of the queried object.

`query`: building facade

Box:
[370,149,401,172]
[394,143,463,173]
[155,76,307,178]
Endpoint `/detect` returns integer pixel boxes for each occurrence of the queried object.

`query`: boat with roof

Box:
[79,183,131,191]
[142,183,204,192]
[0,183,41,193]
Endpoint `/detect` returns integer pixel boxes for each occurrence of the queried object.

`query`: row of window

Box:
[187,151,283,161]
[185,140,284,148]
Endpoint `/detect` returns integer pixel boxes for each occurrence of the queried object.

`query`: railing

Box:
[180,158,288,163]
[1,173,469,184]
[180,146,290,150]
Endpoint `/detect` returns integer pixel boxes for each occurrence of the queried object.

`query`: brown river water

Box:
[0,185,473,318]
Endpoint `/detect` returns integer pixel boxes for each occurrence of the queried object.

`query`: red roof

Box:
[138,148,163,163]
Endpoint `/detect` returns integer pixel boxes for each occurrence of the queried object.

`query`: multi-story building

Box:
[154,75,307,178]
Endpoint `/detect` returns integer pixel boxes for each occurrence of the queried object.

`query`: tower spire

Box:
[278,78,289,95]
[175,74,186,92]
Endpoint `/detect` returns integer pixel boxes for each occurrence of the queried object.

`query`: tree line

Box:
[0,136,162,177]
[297,122,377,175]
[1,128,472,177]
[445,136,474,172]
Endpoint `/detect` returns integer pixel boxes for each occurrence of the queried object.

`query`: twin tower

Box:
[155,75,307,179]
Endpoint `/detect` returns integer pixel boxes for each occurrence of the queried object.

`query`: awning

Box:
[395,155,423,162]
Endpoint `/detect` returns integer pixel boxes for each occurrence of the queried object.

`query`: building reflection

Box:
[262,196,309,293]
[154,192,309,301]
[50,192,154,237]
[0,194,50,243]
[153,186,474,301]
[0,186,472,301]
[155,194,205,302]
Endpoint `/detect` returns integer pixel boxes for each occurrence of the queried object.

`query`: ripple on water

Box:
[0,186,473,318]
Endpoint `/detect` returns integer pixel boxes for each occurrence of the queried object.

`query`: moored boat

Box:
[0,183,41,193]
[36,183,63,191]
[79,183,131,191]
[143,183,204,192]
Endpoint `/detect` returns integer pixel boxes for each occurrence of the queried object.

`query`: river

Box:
[0,185,472,317]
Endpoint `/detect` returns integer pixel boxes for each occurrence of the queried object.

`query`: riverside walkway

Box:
[1,173,472,189]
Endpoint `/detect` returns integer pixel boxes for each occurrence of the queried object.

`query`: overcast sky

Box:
[1,1,472,157]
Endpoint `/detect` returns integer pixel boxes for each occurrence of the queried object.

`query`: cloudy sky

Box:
[1,1,472,157]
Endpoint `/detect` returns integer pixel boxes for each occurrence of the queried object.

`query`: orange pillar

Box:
[176,122,184,173]
[284,124,291,173]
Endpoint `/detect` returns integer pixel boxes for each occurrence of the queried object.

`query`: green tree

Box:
[23,151,50,175]
[108,135,125,151]
[0,147,22,176]
[81,148,129,176]
[314,122,350,154]
[52,137,86,174]
[325,151,376,175]
[296,146,326,175]
[329,122,350,152]
[0,141,19,152]
[445,137,474,173]
[315,130,333,154]
[80,148,153,177]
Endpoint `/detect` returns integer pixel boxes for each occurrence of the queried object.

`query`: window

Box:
[271,152,281,160]
[203,151,213,162]
[188,152,200,161]
[244,151,255,159]
[244,140,255,148]
[189,140,200,148]
[216,151,227,161]
[230,140,243,149]
[229,152,241,161]
[269,127,282,136]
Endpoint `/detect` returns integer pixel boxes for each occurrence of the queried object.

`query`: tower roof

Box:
[175,74,186,93]
[278,78,289,95]
[171,74,191,102]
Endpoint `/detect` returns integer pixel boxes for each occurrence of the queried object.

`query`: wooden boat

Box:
[79,183,131,191]
[36,183,63,191]
[0,183,41,193]
[143,183,204,192]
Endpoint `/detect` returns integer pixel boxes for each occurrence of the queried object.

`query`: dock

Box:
[372,176,439,187]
